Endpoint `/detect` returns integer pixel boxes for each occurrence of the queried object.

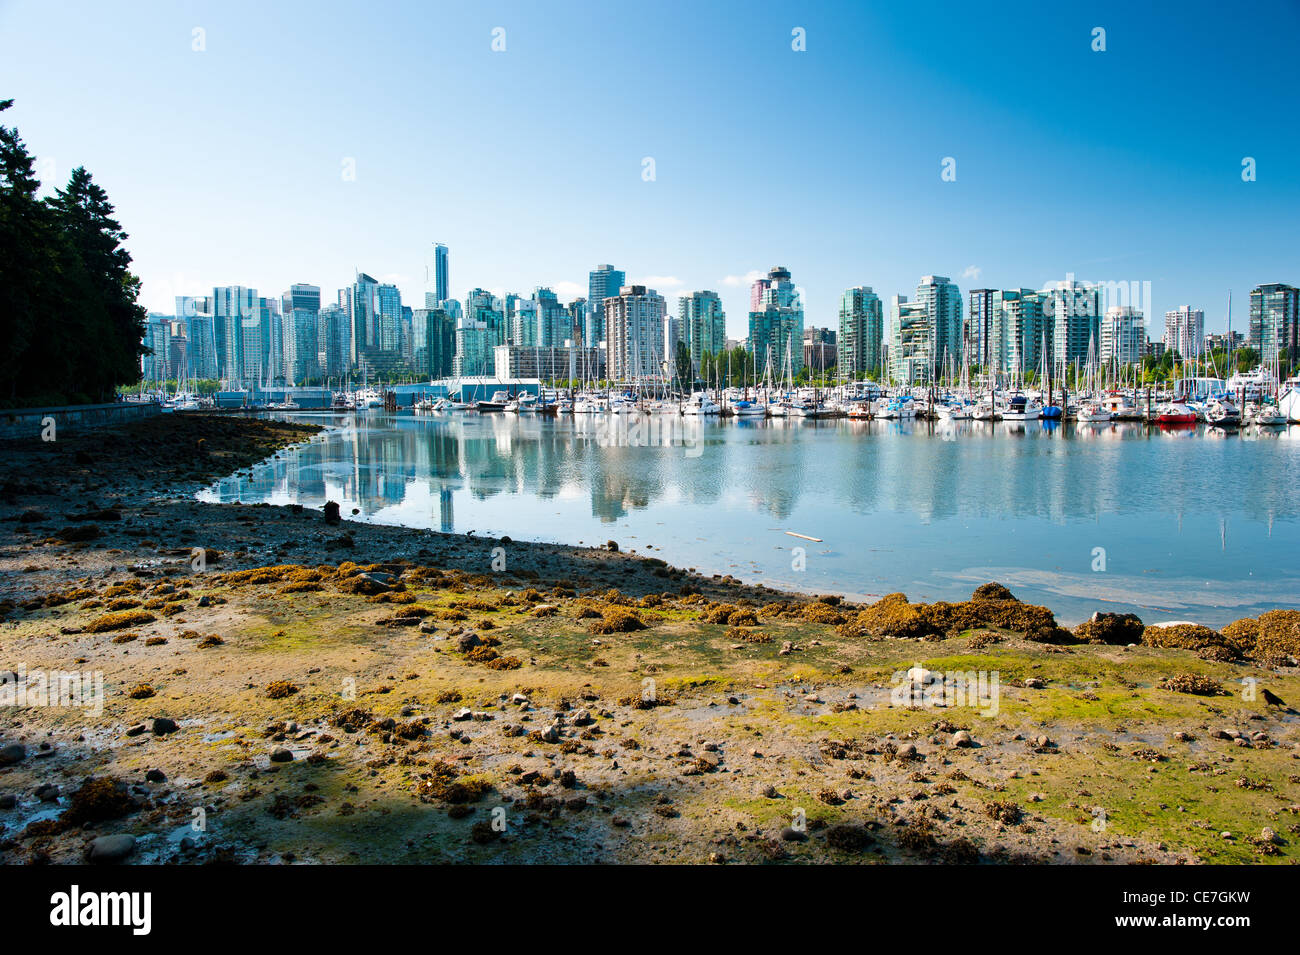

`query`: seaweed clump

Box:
[1074,612,1145,645]
[587,607,647,635]
[415,761,492,803]
[1141,624,1238,661]
[1158,673,1224,696]
[86,610,156,633]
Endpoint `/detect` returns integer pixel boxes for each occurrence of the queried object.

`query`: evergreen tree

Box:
[0,99,146,406]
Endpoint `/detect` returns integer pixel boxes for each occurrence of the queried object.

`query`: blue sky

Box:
[2,0,1296,337]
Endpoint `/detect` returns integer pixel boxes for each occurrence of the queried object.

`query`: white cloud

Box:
[961,265,982,281]
[634,275,684,290]
[551,280,585,298]
[721,269,764,288]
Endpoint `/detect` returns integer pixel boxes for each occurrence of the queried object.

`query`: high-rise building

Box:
[317,304,348,380]
[453,315,493,377]
[748,266,804,378]
[566,297,587,346]
[1249,283,1298,357]
[750,274,771,313]
[376,284,402,352]
[1101,306,1145,368]
[509,294,539,348]
[213,286,259,384]
[414,307,455,379]
[535,287,568,347]
[913,275,963,376]
[1044,277,1102,369]
[143,315,173,383]
[995,289,1046,378]
[281,284,321,384]
[586,264,625,346]
[431,243,449,306]
[177,295,218,381]
[967,289,996,370]
[837,287,883,379]
[465,289,505,349]
[885,277,963,383]
[679,291,726,373]
[887,296,930,384]
[347,273,379,365]
[1164,305,1205,359]
[604,285,666,381]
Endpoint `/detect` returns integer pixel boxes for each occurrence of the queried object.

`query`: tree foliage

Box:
[0,99,146,406]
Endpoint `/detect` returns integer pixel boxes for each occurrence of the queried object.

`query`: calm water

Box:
[197,413,1300,627]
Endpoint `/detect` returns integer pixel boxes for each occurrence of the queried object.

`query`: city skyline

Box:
[2,0,1297,338]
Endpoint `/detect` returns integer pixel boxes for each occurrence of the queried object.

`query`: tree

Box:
[0,100,146,406]
[673,340,692,388]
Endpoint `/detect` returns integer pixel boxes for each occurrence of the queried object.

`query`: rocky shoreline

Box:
[0,413,1297,865]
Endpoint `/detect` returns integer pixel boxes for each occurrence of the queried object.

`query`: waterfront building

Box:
[803,327,836,375]
[142,314,173,383]
[1043,278,1102,369]
[377,283,402,353]
[604,284,666,381]
[420,307,456,380]
[566,297,587,346]
[535,288,569,348]
[1164,305,1205,359]
[1204,330,1245,353]
[454,315,493,377]
[213,285,259,384]
[886,296,930,384]
[317,304,349,380]
[586,264,625,346]
[967,289,996,371]
[493,344,605,382]
[1100,306,1145,368]
[992,289,1047,379]
[465,288,506,348]
[1249,283,1298,358]
[347,273,379,365]
[748,266,804,378]
[281,284,321,384]
[509,294,539,348]
[679,291,726,374]
[177,295,218,380]
[887,276,961,382]
[837,287,883,379]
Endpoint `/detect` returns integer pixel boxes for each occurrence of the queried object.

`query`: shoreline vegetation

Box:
[0,414,1297,864]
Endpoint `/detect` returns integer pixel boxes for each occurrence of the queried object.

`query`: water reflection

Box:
[198,413,1300,626]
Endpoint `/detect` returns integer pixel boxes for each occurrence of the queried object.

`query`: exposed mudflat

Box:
[0,414,1297,865]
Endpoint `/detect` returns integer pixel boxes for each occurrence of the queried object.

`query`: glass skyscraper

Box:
[587,264,625,345]
[837,287,883,379]
[748,266,804,378]
[679,290,725,374]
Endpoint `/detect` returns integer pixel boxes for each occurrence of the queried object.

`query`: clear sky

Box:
[2,0,1296,337]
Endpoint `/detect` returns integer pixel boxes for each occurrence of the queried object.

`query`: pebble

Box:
[0,794,16,810]
[269,747,293,763]
[145,769,166,783]
[0,743,26,766]
[951,730,973,748]
[780,826,808,842]
[151,717,179,735]
[89,834,137,863]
